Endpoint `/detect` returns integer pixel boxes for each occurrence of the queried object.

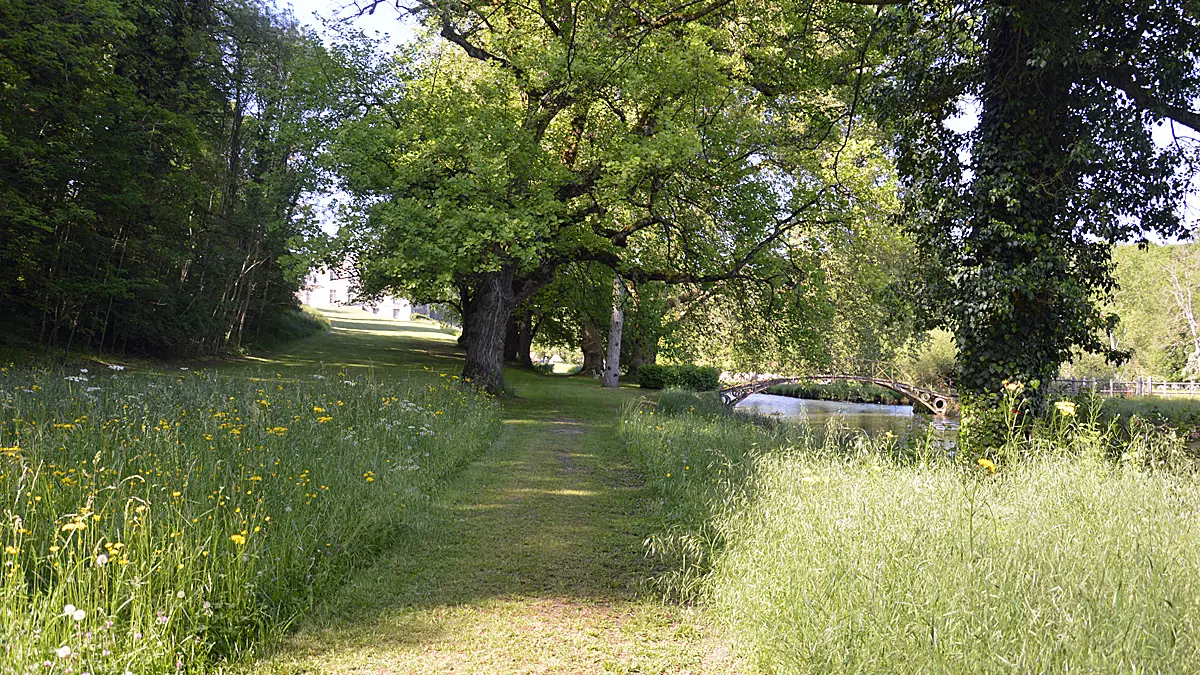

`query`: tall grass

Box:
[1097,395,1200,437]
[623,390,1200,672]
[252,306,330,349]
[0,365,500,672]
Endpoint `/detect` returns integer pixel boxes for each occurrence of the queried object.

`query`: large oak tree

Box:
[335,0,887,392]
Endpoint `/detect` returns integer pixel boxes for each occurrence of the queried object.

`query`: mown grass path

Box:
[254,310,735,674]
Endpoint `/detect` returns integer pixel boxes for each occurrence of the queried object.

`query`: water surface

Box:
[736,393,959,445]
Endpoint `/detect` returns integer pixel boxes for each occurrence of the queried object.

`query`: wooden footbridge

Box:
[720,362,956,415]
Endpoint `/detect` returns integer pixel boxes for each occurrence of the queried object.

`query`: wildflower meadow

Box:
[0,365,500,673]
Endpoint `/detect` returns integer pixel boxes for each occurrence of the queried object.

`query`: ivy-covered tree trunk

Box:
[462,267,517,393]
[956,5,1077,399]
[580,319,604,377]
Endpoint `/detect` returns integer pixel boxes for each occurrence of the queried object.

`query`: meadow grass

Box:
[624,390,1200,673]
[0,363,500,673]
[1096,394,1200,437]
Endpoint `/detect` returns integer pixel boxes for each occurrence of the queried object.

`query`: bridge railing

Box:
[723,360,954,396]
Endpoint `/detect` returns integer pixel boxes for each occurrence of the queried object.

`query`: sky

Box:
[285,0,414,48]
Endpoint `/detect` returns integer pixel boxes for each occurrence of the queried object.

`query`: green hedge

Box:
[637,364,721,391]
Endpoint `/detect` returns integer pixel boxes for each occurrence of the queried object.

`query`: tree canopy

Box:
[0,0,336,354]
[333,0,897,391]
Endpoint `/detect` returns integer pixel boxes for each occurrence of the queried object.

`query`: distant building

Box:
[298,268,412,321]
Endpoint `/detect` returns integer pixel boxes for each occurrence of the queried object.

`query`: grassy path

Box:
[252,310,735,674]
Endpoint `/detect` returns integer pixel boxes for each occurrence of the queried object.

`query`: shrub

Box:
[766,381,909,406]
[636,364,720,391]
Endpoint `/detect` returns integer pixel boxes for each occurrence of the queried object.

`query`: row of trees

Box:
[332,0,1199,398]
[1,0,335,355]
[334,0,923,391]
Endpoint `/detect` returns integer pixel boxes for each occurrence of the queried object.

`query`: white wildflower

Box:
[55,646,71,659]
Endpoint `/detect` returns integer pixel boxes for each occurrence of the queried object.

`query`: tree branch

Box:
[1105,66,1200,133]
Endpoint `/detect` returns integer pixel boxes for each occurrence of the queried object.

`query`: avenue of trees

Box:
[3,0,1199,406]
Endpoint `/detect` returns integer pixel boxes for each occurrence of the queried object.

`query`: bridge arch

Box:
[719,374,954,415]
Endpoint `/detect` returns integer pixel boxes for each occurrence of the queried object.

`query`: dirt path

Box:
[259,312,736,673]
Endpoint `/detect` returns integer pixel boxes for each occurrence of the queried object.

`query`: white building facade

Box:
[298,268,412,321]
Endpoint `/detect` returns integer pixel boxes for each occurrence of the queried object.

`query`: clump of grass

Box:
[0,365,500,672]
[623,391,1200,671]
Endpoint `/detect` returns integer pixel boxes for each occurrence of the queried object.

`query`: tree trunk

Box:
[456,284,473,349]
[580,319,604,376]
[516,309,537,368]
[627,337,658,378]
[462,267,517,393]
[503,313,520,362]
[602,276,624,388]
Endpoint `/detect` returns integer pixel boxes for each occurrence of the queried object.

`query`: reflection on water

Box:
[736,393,959,446]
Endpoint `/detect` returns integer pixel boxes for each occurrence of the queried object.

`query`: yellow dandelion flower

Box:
[230,534,246,545]
[977,458,997,474]
[1054,400,1077,417]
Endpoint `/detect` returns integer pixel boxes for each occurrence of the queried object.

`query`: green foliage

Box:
[767,381,910,406]
[329,0,899,390]
[0,0,338,356]
[636,364,720,391]
[1103,244,1200,380]
[0,366,500,670]
[880,1,1200,397]
[623,388,1200,671]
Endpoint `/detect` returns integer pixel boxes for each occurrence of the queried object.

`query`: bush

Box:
[767,381,909,406]
[636,364,720,391]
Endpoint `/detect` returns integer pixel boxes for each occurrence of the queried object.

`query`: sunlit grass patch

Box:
[0,366,500,672]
